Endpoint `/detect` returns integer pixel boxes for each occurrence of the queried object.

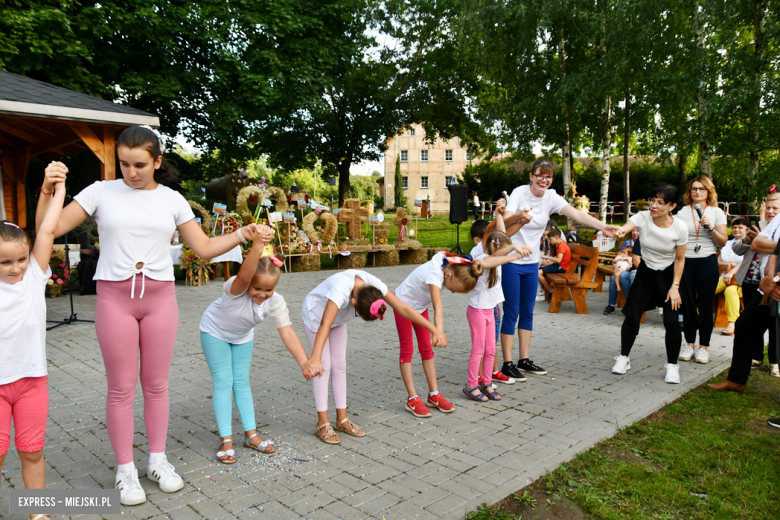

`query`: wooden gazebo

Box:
[0,70,160,227]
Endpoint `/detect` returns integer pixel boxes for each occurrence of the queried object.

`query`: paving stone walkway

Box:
[0,265,733,520]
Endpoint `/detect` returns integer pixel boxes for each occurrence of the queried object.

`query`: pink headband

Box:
[2,222,19,228]
[370,299,386,320]
[269,255,284,267]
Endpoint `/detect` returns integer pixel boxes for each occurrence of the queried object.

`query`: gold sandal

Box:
[335,418,366,438]
[31,515,52,520]
[315,422,341,445]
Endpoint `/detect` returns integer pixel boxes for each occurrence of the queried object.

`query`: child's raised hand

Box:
[495,198,506,215]
[432,329,448,347]
[43,161,68,192]
[515,244,533,257]
[257,224,274,244]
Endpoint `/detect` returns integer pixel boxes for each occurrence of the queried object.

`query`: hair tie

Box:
[269,255,284,267]
[468,265,478,278]
[493,238,500,249]
[2,222,19,228]
[768,184,777,195]
[370,299,386,320]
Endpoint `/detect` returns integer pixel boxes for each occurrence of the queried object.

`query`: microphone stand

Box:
[47,198,95,330]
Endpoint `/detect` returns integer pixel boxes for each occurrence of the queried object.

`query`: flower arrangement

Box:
[180,246,211,286]
[46,249,73,298]
[236,185,288,222]
[188,200,212,231]
[635,199,648,212]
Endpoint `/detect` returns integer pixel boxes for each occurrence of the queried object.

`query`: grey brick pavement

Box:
[0,265,733,519]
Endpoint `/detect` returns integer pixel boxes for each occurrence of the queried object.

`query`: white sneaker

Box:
[612,355,631,374]
[679,345,694,362]
[695,348,710,364]
[664,363,681,384]
[116,467,146,505]
[147,454,184,493]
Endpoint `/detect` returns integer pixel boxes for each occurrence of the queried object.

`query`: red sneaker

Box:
[491,371,515,384]
[405,397,432,418]
[427,393,455,413]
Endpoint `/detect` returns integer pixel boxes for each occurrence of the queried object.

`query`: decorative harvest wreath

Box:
[236,186,288,222]
[302,211,338,245]
[188,200,212,231]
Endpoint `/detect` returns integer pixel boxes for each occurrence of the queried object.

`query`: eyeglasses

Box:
[532,173,553,181]
[690,187,708,192]
[649,198,670,206]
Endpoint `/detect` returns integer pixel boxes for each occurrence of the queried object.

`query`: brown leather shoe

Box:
[707,380,746,393]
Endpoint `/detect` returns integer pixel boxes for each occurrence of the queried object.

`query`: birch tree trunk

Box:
[748,0,765,215]
[694,1,712,176]
[599,94,612,222]
[623,91,630,218]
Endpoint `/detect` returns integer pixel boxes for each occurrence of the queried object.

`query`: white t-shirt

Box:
[74,180,196,281]
[0,255,51,385]
[394,253,447,313]
[505,185,568,264]
[756,217,780,277]
[469,242,483,257]
[719,240,744,277]
[301,270,388,331]
[629,211,688,270]
[675,205,727,258]
[469,253,504,309]
[199,277,292,344]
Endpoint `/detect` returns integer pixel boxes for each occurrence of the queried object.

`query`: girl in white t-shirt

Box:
[302,270,443,445]
[465,223,533,403]
[393,253,486,418]
[1,168,65,520]
[37,127,273,506]
[200,239,320,464]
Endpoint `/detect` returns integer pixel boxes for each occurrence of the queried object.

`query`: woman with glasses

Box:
[611,184,694,384]
[485,158,616,382]
[675,176,728,364]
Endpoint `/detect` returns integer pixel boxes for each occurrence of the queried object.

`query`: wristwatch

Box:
[774,274,780,283]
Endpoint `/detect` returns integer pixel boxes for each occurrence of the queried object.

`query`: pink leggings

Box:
[394,309,433,363]
[303,324,347,412]
[96,279,178,465]
[466,306,496,387]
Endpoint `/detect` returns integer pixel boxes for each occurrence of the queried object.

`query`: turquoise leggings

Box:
[200,332,256,437]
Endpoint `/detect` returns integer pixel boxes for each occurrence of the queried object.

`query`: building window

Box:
[446,176,456,186]
[466,150,472,161]
[410,127,415,136]
[400,150,408,162]
[421,176,429,189]
[421,150,429,162]
[445,149,453,162]
[402,177,408,189]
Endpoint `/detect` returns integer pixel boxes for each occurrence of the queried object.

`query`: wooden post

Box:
[103,127,115,180]
[15,147,30,228]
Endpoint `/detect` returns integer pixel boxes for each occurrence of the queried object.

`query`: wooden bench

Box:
[593,263,614,293]
[545,244,600,314]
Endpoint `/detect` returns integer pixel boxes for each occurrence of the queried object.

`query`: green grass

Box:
[467,366,780,520]
[365,215,474,252]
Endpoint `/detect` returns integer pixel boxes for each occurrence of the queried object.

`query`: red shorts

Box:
[0,376,48,454]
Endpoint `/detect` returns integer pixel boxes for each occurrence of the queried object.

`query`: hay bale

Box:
[290,254,321,272]
[427,247,450,260]
[369,249,399,267]
[337,252,366,269]
[400,249,428,265]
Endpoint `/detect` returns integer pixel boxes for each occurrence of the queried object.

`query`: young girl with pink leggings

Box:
[0,165,66,520]
[301,270,445,445]
[38,127,272,506]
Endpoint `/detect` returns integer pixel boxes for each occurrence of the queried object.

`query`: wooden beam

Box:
[2,155,17,225]
[15,147,30,227]
[30,131,83,157]
[102,127,116,180]
[16,119,56,137]
[69,123,105,163]
[0,121,40,143]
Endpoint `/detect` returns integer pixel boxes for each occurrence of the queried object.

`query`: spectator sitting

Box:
[714,217,748,335]
[614,246,633,293]
[604,235,641,315]
[620,228,640,250]
[538,229,571,301]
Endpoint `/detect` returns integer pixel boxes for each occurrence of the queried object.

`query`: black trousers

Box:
[621,262,688,364]
[682,255,719,346]
[727,289,779,385]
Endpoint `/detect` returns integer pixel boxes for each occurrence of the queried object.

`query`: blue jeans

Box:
[500,262,539,333]
[608,270,636,306]
[200,332,256,437]
[494,305,501,342]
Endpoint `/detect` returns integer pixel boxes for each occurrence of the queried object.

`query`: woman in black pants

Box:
[675,176,728,364]
[610,184,696,384]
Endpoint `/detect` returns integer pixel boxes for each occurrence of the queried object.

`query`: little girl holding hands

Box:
[301,270,444,445]
[1,164,66,520]
[394,252,484,417]
[200,237,321,464]
[465,213,533,402]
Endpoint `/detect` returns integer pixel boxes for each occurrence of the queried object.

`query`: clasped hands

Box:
[241,223,274,244]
